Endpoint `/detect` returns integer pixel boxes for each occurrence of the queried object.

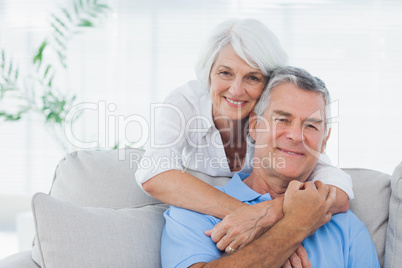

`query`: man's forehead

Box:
[266,84,326,119]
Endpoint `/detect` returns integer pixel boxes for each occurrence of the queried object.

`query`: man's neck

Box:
[243,168,289,199]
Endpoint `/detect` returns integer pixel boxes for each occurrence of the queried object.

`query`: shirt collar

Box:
[221,173,271,202]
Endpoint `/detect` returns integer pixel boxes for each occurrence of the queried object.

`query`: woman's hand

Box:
[205,196,284,252]
[281,245,311,268]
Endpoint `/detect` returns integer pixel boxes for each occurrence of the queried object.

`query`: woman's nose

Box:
[228,78,245,97]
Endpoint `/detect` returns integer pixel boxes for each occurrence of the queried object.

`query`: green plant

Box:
[0,0,110,150]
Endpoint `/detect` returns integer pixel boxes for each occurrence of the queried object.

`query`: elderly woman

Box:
[136,19,353,255]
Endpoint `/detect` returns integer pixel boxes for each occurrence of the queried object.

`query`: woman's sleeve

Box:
[135,91,193,189]
[308,154,355,200]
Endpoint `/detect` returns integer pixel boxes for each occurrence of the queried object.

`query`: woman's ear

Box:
[249,111,258,141]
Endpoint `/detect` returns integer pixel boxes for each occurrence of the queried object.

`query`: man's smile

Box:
[276,147,304,156]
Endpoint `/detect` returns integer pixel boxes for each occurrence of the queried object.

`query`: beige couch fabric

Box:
[385,162,402,268]
[346,168,392,267]
[32,193,167,268]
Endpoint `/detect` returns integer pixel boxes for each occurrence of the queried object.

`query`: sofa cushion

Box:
[385,161,402,268]
[346,168,391,267]
[32,148,162,266]
[49,148,160,207]
[32,193,168,268]
[0,250,39,268]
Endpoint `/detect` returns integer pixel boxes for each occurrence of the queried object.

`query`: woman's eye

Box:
[249,76,260,81]
[219,71,231,77]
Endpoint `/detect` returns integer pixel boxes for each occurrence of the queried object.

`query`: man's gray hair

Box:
[254,66,332,134]
[194,18,288,89]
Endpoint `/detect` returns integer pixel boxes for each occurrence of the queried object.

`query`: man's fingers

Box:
[314,180,329,198]
[286,180,304,194]
[296,245,311,268]
[282,259,291,268]
[327,186,336,206]
[289,252,303,268]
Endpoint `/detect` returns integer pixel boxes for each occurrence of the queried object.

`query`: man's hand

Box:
[281,245,311,268]
[283,180,336,236]
[205,196,284,252]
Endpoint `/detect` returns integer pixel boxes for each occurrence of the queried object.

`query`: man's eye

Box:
[275,118,287,123]
[305,124,318,130]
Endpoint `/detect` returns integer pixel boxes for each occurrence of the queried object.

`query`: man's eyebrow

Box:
[305,117,324,124]
[272,110,292,117]
[273,110,324,124]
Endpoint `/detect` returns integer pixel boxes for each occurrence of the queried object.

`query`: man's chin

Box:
[274,167,309,183]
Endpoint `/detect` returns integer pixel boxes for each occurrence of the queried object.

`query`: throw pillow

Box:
[32,193,167,268]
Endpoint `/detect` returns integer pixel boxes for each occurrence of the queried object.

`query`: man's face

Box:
[250,82,330,183]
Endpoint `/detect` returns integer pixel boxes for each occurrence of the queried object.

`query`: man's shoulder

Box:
[329,210,368,238]
[165,205,220,226]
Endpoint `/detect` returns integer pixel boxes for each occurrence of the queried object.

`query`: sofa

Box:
[0,148,401,267]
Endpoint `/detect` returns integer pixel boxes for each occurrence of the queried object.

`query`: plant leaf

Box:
[51,22,65,37]
[8,61,13,76]
[62,8,73,23]
[74,2,79,15]
[78,19,94,27]
[48,75,54,87]
[33,40,48,65]
[51,14,67,30]
[1,50,5,69]
[44,65,52,78]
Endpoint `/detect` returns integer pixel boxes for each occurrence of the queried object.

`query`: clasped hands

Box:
[205,180,336,267]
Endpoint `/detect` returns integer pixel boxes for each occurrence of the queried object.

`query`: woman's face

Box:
[209,45,267,121]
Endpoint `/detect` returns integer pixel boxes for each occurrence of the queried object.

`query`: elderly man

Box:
[161,67,379,267]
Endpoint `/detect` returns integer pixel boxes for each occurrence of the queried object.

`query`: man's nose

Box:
[228,77,245,97]
[286,123,303,143]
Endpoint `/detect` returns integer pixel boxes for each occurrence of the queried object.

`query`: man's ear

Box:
[320,127,331,153]
[249,111,258,141]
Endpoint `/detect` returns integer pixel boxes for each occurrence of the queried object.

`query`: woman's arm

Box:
[329,186,349,214]
[143,170,245,218]
[309,154,353,214]
[143,169,285,252]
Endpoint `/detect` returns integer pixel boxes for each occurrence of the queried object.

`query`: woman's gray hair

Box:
[254,66,332,134]
[194,19,288,89]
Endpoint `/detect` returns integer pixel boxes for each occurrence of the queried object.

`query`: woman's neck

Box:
[214,116,249,147]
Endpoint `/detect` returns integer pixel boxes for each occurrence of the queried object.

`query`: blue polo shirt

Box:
[161,173,379,268]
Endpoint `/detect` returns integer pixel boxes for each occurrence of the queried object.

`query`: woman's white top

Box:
[135,80,354,199]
